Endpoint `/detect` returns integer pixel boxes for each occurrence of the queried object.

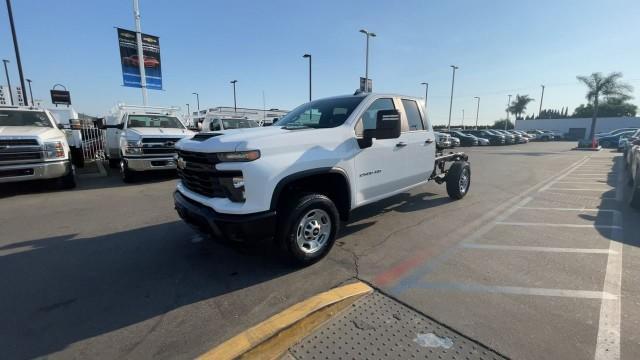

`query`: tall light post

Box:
[5,0,28,106]
[359,29,376,92]
[132,0,147,105]
[474,96,480,129]
[447,65,459,130]
[462,109,465,129]
[420,82,429,115]
[2,59,14,105]
[230,80,238,112]
[26,78,33,105]
[505,94,512,130]
[539,85,545,119]
[186,103,190,115]
[192,92,199,112]
[303,54,312,102]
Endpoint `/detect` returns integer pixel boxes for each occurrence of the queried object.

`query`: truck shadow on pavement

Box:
[0,221,307,359]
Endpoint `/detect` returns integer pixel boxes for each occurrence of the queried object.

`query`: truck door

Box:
[399,98,435,183]
[354,97,414,205]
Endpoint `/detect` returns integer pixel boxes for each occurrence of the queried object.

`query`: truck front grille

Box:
[142,148,176,155]
[176,150,240,198]
[0,139,39,146]
[140,137,181,156]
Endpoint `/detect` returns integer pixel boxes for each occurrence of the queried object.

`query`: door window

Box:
[401,99,424,131]
[209,119,221,131]
[355,98,395,137]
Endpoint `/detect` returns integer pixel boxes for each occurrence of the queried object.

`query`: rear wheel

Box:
[630,169,640,210]
[276,193,339,266]
[600,140,612,148]
[446,161,471,200]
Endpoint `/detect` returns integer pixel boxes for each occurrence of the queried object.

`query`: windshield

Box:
[127,115,185,129]
[221,118,259,129]
[0,110,53,127]
[277,96,365,128]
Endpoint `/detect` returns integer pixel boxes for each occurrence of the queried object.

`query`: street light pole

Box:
[26,78,33,105]
[505,94,512,130]
[539,85,545,119]
[359,29,376,92]
[2,60,14,105]
[462,109,465,129]
[5,0,28,106]
[132,0,148,106]
[420,82,429,116]
[192,92,199,112]
[186,103,190,115]
[230,80,238,112]
[474,96,480,129]
[303,54,312,102]
[447,65,458,130]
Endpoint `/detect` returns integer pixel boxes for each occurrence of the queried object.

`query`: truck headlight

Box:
[43,141,65,160]
[217,150,260,162]
[124,140,142,155]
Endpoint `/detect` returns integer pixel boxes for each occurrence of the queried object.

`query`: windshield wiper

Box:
[282,124,312,130]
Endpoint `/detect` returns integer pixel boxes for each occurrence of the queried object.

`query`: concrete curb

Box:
[198,281,373,360]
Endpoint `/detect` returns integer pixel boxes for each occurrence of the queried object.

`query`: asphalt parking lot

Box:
[1,142,639,360]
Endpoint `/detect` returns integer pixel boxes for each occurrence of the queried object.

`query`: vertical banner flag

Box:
[117,28,162,90]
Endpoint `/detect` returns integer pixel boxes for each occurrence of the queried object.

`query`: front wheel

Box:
[276,194,339,266]
[57,167,77,189]
[446,161,471,200]
[600,140,612,148]
[630,169,640,210]
[120,159,136,183]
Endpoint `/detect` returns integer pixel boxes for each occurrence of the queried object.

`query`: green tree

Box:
[492,119,514,129]
[572,97,637,118]
[576,72,633,142]
[507,94,535,120]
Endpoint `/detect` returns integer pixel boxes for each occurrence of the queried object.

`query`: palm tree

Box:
[507,94,535,120]
[577,72,633,145]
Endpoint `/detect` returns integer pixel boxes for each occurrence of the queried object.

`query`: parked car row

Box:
[593,127,639,149]
[623,129,640,209]
[433,128,538,150]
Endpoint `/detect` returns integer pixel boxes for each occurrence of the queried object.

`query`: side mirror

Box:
[359,109,401,148]
[56,123,65,130]
[95,118,106,129]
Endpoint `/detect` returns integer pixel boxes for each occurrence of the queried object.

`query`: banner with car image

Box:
[117,28,162,90]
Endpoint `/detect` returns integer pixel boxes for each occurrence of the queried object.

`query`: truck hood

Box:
[128,127,194,137]
[177,126,341,153]
[0,126,63,140]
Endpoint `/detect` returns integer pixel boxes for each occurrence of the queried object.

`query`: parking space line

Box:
[413,282,617,300]
[556,181,613,185]
[496,222,622,229]
[547,188,612,191]
[520,207,620,215]
[538,157,592,192]
[459,243,617,254]
[595,161,624,360]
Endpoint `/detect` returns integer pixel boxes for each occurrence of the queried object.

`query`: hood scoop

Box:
[192,133,223,142]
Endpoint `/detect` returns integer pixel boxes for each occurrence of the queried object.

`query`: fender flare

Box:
[269,167,351,211]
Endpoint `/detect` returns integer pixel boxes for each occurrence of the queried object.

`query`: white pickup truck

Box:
[0,106,76,188]
[173,93,470,264]
[102,105,195,182]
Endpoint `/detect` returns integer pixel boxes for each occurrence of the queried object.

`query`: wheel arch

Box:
[270,168,352,221]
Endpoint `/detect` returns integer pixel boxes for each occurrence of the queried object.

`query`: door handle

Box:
[425,139,434,144]
[396,142,407,147]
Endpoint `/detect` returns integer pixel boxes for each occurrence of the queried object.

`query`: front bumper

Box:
[0,160,71,184]
[125,156,177,171]
[174,191,277,242]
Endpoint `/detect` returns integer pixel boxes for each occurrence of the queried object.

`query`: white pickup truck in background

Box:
[0,106,76,188]
[173,93,470,265]
[101,105,195,182]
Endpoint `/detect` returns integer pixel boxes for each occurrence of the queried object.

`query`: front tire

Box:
[446,161,471,200]
[57,167,77,189]
[276,194,339,266]
[120,159,136,183]
[630,169,640,210]
[600,140,612,148]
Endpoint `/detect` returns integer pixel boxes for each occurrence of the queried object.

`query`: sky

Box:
[0,0,638,125]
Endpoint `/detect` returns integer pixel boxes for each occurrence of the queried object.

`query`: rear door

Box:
[399,98,434,183]
[353,97,413,205]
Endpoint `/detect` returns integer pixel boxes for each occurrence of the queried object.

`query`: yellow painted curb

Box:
[198,281,373,360]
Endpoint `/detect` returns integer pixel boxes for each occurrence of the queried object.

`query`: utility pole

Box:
[505,94,512,130]
[539,85,545,119]
[5,0,28,106]
[230,80,238,112]
[303,54,312,101]
[462,109,465,129]
[26,78,33,105]
[420,82,429,116]
[192,92,199,111]
[474,96,480,129]
[186,103,190,115]
[2,60,14,105]
[359,29,376,92]
[447,65,458,130]
[132,0,148,105]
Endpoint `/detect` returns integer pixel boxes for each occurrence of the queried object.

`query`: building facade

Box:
[0,85,26,106]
